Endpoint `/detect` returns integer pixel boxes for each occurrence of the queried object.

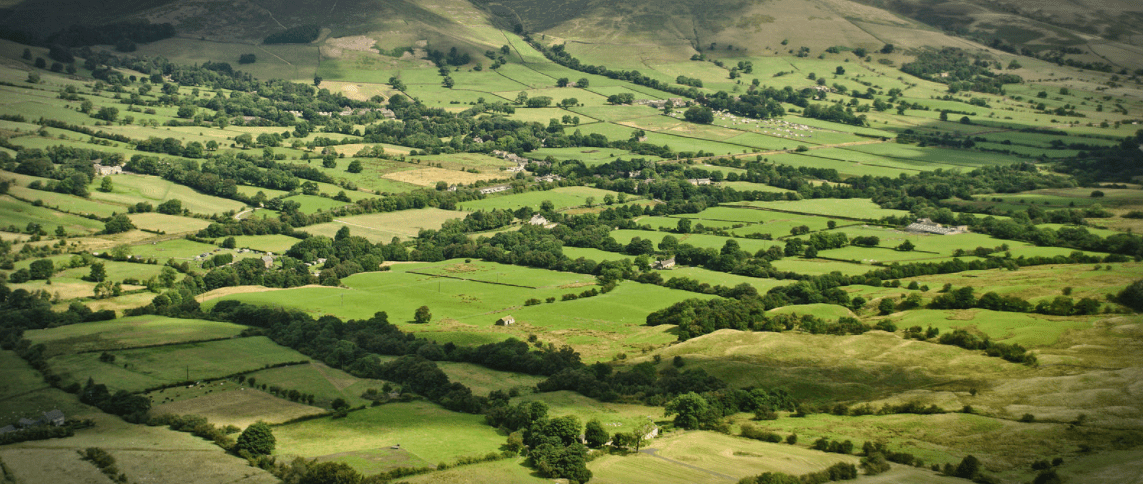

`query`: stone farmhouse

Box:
[905,218,968,235]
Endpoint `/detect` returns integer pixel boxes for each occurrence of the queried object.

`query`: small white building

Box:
[497,316,515,326]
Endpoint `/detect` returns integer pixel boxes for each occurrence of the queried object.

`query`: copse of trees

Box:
[263,25,321,44]
[48,21,175,48]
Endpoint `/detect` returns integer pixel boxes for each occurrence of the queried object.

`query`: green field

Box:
[47,337,308,393]
[459,186,633,212]
[89,175,247,215]
[0,7,1141,483]
[305,208,462,242]
[272,401,503,471]
[25,315,247,357]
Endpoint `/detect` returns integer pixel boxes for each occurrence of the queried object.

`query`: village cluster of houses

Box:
[0,410,65,435]
[905,218,969,235]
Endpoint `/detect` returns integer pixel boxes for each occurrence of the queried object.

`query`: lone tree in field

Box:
[103,214,135,234]
[414,305,432,324]
[87,262,106,282]
[665,392,713,429]
[1118,279,1143,312]
[584,419,609,448]
[236,421,275,456]
[684,106,714,124]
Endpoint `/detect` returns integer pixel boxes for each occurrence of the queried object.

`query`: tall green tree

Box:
[665,392,713,429]
[414,305,432,324]
[88,262,107,282]
[236,421,275,456]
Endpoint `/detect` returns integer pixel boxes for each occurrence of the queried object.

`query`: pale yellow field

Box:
[382,166,506,187]
[151,388,326,428]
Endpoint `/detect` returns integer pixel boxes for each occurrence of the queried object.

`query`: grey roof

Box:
[0,425,16,434]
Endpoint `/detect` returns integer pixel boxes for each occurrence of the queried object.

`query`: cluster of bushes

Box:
[737,462,858,484]
[0,419,92,445]
[77,448,128,483]
[78,378,151,422]
[646,298,872,341]
[929,285,1102,317]
[740,423,796,444]
[263,25,320,44]
[147,414,237,448]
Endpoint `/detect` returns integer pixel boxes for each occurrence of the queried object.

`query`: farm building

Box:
[496,316,515,326]
[906,218,968,235]
[535,174,562,183]
[261,255,274,268]
[687,178,712,186]
[529,214,549,226]
[479,185,511,195]
[94,163,123,176]
[654,257,676,270]
[0,425,16,435]
[17,418,39,428]
[42,409,65,426]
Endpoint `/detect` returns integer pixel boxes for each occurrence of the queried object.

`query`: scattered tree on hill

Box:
[414,305,432,324]
[235,421,275,456]
[665,392,715,429]
[264,24,321,44]
[684,106,714,124]
[99,177,114,193]
[103,214,135,234]
[29,259,55,280]
[347,160,363,173]
[299,461,362,484]
[87,263,106,283]
[156,199,183,215]
[238,54,257,64]
[584,419,609,448]
[1118,279,1143,312]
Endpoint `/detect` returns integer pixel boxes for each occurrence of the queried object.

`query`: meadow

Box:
[47,337,310,393]
[24,315,247,357]
[272,401,504,470]
[305,208,461,242]
[0,5,1141,482]
[458,186,633,212]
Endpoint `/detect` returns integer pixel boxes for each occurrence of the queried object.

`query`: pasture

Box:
[243,362,388,408]
[731,199,911,220]
[306,208,461,242]
[150,386,326,428]
[89,175,246,215]
[272,401,503,470]
[47,337,309,393]
[590,431,861,483]
[24,315,247,357]
[459,186,632,212]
